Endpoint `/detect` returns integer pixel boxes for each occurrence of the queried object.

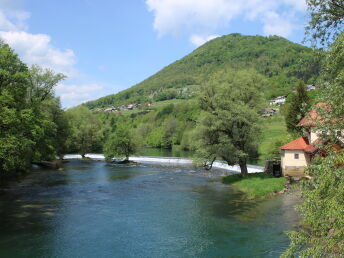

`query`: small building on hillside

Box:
[280,103,343,177]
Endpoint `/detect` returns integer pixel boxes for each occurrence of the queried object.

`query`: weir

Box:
[63,154,264,173]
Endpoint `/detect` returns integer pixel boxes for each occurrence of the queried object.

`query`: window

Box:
[294,153,299,159]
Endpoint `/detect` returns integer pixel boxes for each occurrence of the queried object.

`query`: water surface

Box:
[0,160,298,258]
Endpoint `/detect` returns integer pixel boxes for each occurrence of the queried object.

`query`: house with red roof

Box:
[280,103,343,177]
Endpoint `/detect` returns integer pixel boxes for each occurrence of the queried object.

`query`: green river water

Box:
[0,159,299,258]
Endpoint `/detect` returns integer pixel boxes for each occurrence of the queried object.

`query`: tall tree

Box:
[103,123,137,162]
[27,65,66,103]
[41,98,70,160]
[285,82,310,133]
[0,41,33,178]
[66,106,103,157]
[306,0,344,47]
[27,66,68,162]
[0,41,69,181]
[284,17,344,258]
[194,69,264,177]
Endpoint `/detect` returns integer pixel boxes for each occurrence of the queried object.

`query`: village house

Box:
[280,103,343,177]
[262,107,279,118]
[269,95,287,106]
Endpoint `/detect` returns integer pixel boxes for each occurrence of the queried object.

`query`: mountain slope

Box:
[85,33,321,109]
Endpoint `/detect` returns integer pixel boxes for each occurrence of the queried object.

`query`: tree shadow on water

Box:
[192,184,263,220]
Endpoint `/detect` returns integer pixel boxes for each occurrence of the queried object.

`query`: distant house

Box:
[262,108,279,118]
[280,103,343,177]
[269,96,287,106]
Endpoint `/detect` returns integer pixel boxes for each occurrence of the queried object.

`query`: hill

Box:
[85,33,321,109]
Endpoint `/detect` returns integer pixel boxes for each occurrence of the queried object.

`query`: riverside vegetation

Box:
[0,42,69,182]
[0,0,343,255]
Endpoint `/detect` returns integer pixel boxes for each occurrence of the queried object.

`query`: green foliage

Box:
[283,152,344,257]
[317,32,344,138]
[285,82,310,133]
[0,41,68,181]
[27,65,66,103]
[258,115,289,164]
[305,0,344,47]
[42,98,70,159]
[85,34,322,109]
[103,123,137,161]
[66,106,103,157]
[155,103,174,120]
[146,126,164,147]
[180,130,196,151]
[153,89,178,101]
[0,42,32,178]
[222,173,286,199]
[194,69,264,176]
[284,28,344,258]
[266,137,292,160]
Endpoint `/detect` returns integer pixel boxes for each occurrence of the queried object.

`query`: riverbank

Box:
[222,173,287,199]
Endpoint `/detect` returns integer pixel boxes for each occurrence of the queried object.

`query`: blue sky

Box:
[0,0,308,107]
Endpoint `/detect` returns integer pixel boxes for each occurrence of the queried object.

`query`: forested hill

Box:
[85,33,321,109]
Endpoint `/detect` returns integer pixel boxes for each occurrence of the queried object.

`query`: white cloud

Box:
[282,0,307,11]
[145,0,306,41]
[55,83,106,107]
[0,31,77,77]
[261,11,295,37]
[0,0,30,31]
[146,0,242,36]
[0,1,85,107]
[0,1,77,77]
[0,11,19,31]
[190,34,220,46]
[0,10,29,31]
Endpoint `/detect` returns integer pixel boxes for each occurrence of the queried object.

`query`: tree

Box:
[26,66,68,162]
[283,152,344,257]
[66,106,103,157]
[0,41,69,181]
[283,29,344,258]
[103,123,137,162]
[194,69,264,177]
[285,82,310,133]
[305,0,344,47]
[27,65,66,103]
[162,116,178,148]
[42,98,70,159]
[0,41,34,178]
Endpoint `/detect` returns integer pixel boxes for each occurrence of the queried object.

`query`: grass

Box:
[258,114,289,165]
[222,173,287,199]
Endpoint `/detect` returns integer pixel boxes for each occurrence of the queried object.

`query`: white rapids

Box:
[63,154,264,174]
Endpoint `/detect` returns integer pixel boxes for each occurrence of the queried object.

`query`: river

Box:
[0,159,299,258]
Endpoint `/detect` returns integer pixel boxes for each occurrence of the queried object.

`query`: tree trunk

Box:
[239,158,248,177]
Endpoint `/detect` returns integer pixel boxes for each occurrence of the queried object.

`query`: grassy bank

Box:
[223,173,286,199]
